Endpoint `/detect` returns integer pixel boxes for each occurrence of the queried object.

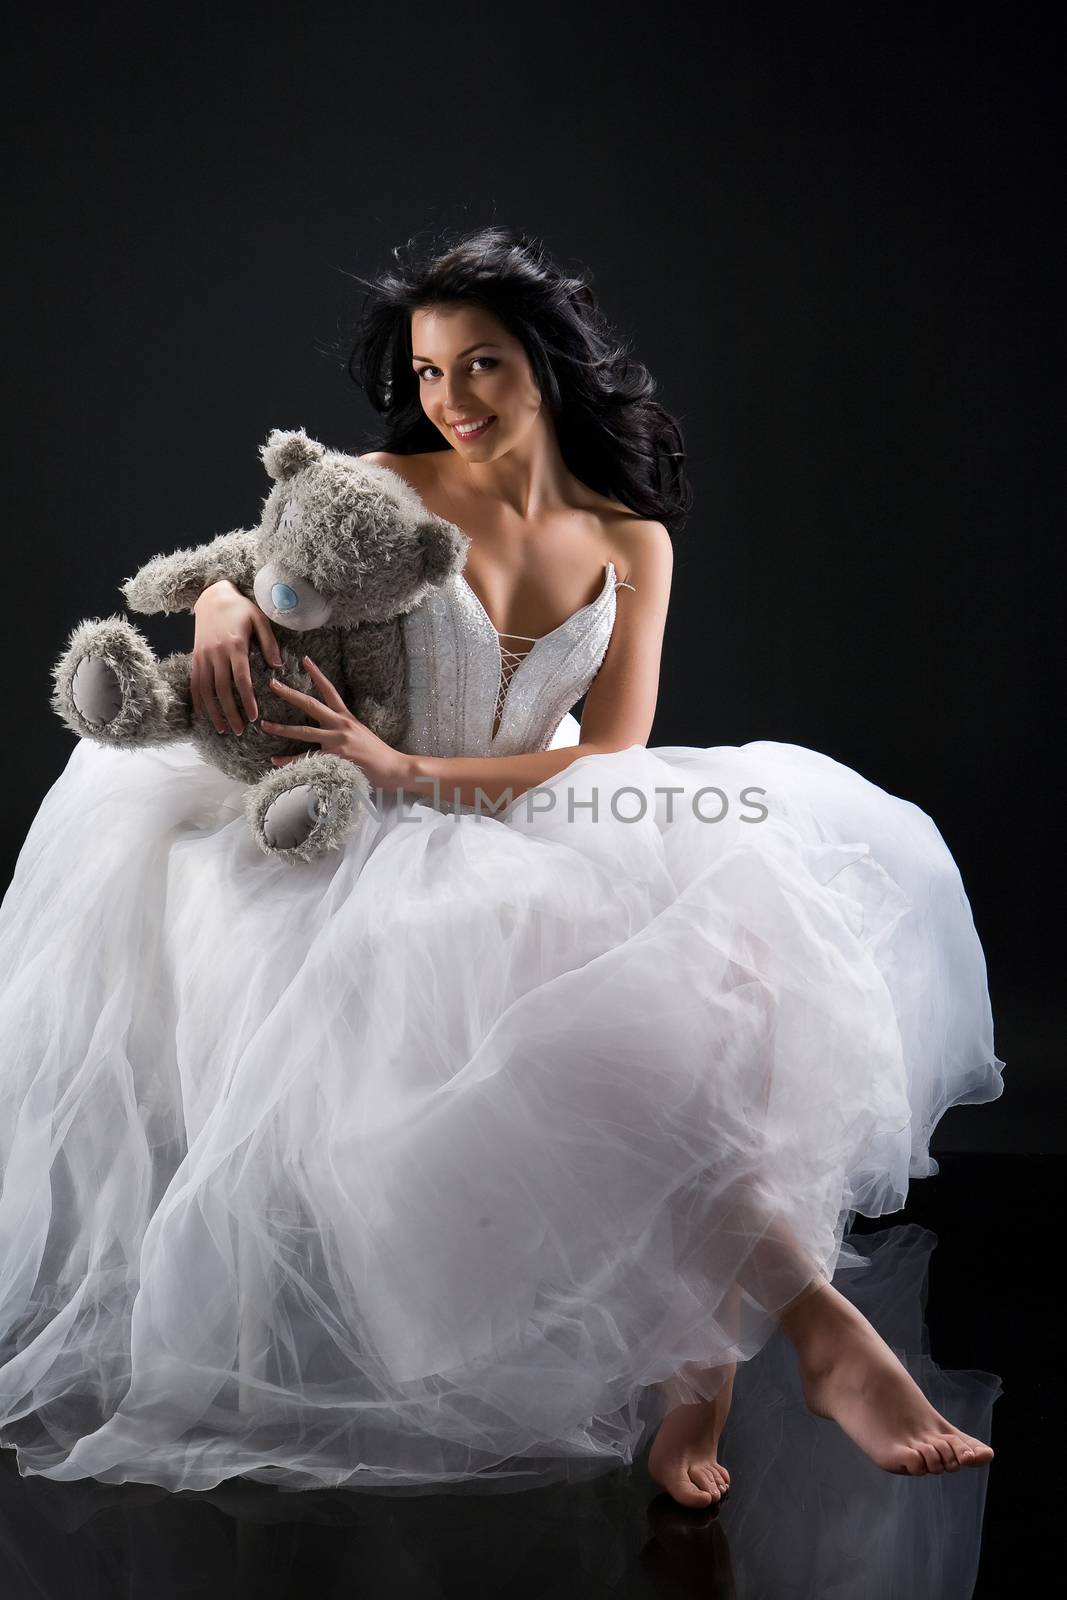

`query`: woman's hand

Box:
[262,656,411,791]
[191,579,284,735]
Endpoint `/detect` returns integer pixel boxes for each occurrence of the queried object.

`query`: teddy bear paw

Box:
[51,613,174,746]
[71,654,123,727]
[262,783,325,851]
[247,754,372,865]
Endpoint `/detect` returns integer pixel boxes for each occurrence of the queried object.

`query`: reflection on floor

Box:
[0,1154,1046,1598]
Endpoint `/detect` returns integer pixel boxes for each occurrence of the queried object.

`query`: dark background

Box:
[5,5,1057,1151]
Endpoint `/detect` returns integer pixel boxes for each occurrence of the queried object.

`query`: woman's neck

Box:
[435,419,584,523]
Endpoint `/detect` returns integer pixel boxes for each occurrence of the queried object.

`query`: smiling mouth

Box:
[451,416,496,440]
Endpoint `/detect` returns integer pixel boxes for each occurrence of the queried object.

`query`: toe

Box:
[934,1436,960,1472]
[690,1465,721,1501]
[667,1469,712,1507]
[915,1440,944,1474]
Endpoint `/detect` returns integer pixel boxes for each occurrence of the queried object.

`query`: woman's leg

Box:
[721,1188,994,1478]
[649,931,992,1501]
[775,1271,994,1475]
[650,1182,992,1505]
[649,1281,741,1508]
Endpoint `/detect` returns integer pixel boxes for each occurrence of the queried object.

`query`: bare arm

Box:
[396,521,673,809]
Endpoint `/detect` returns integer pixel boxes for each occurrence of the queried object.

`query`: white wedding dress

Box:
[0,551,1005,1492]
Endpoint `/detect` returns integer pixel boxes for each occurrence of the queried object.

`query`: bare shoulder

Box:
[600,509,674,592]
[359,450,439,492]
[578,479,671,574]
[359,449,410,472]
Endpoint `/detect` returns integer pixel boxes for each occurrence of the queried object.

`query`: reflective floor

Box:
[0,1153,1045,1598]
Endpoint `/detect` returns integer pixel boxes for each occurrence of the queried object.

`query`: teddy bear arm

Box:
[119,526,262,615]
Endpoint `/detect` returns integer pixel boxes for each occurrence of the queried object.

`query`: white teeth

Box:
[455,417,492,434]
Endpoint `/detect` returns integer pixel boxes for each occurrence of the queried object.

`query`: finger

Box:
[231,654,259,724]
[300,655,348,713]
[212,660,246,736]
[260,721,335,744]
[254,618,283,671]
[190,657,202,723]
[268,677,334,723]
[193,656,226,734]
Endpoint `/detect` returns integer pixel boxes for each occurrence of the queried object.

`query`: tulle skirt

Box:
[0,716,1004,1491]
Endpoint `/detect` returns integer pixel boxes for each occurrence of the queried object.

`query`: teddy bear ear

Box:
[420,515,471,586]
[259,428,326,482]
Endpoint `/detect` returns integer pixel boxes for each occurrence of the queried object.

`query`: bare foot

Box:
[785,1281,995,1476]
[648,1373,734,1509]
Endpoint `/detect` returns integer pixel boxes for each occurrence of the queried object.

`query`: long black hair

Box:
[337,224,692,538]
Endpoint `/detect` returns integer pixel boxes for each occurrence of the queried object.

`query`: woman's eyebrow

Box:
[411,342,501,362]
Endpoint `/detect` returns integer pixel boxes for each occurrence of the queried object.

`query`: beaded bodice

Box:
[404,559,632,761]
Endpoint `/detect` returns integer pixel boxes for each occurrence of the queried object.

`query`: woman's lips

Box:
[451,416,496,441]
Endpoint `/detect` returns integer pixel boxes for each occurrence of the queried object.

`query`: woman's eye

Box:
[415,357,497,381]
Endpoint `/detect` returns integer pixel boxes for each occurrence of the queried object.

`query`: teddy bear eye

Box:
[253,559,332,629]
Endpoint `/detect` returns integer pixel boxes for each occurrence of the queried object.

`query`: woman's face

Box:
[409,303,543,459]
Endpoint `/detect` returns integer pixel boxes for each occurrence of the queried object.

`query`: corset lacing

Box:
[492,630,539,736]
[490,578,636,737]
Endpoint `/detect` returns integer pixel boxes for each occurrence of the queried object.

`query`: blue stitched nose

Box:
[271,582,299,611]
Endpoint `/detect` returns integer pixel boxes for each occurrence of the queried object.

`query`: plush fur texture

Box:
[50,427,469,864]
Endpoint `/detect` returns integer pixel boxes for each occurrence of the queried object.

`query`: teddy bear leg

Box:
[51,614,182,748]
[245,753,375,865]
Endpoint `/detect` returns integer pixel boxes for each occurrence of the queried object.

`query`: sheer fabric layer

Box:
[0,734,1003,1490]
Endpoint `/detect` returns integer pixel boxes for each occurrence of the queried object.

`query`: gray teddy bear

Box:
[50,428,468,863]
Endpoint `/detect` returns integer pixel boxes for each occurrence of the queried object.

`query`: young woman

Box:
[1,225,1002,1503]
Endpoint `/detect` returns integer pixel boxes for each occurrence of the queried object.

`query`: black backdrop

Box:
[5,4,1057,1151]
